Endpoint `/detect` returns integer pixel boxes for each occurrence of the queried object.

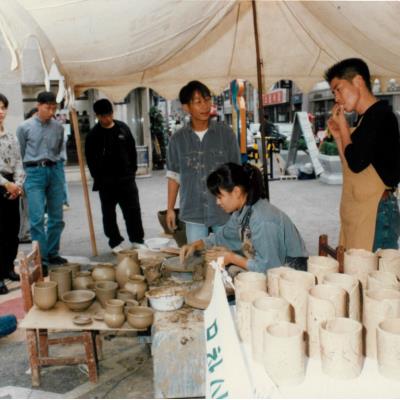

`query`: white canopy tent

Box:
[1,0,399,254]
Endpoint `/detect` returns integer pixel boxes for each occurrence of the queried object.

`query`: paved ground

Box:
[0,166,344,398]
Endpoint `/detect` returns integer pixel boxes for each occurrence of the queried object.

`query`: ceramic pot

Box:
[124,275,147,300]
[87,282,97,293]
[92,264,116,282]
[266,266,292,297]
[95,280,118,308]
[140,258,162,285]
[377,318,400,380]
[104,299,125,328]
[279,270,316,332]
[367,270,400,291]
[127,306,154,329]
[251,296,290,363]
[323,272,361,321]
[116,255,141,287]
[307,284,347,358]
[263,322,305,386]
[236,290,267,343]
[116,249,139,264]
[376,249,400,259]
[344,248,378,290]
[33,281,58,310]
[234,271,267,299]
[319,318,363,379]
[117,289,135,301]
[50,267,72,300]
[363,289,400,358]
[62,262,81,278]
[62,290,95,311]
[307,256,339,284]
[124,299,140,316]
[185,262,215,309]
[378,251,400,280]
[72,271,94,290]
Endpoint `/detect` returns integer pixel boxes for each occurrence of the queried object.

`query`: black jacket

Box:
[85,120,137,191]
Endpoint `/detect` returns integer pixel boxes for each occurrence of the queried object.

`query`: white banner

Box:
[204,261,254,398]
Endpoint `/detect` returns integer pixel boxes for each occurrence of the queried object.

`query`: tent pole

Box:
[251,0,270,200]
[70,108,98,256]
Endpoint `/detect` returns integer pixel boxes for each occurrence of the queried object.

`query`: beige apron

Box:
[339,127,386,251]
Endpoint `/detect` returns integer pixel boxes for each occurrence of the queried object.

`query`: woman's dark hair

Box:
[25,107,38,119]
[0,93,9,108]
[179,80,211,105]
[207,162,266,206]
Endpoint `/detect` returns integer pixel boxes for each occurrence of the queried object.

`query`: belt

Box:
[381,188,396,200]
[24,159,56,168]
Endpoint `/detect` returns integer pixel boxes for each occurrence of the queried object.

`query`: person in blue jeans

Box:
[17,92,67,274]
[0,314,17,337]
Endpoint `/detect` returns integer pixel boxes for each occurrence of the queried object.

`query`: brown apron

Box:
[339,127,386,251]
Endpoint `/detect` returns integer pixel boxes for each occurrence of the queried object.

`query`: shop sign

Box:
[262,89,288,106]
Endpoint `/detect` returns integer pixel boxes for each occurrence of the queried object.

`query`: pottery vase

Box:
[236,290,267,343]
[307,284,347,358]
[279,270,316,332]
[33,281,58,310]
[363,289,400,358]
[124,299,140,316]
[50,267,72,300]
[251,296,290,363]
[367,270,400,291]
[263,322,305,386]
[323,272,361,321]
[378,250,400,280]
[62,262,81,278]
[116,256,141,287]
[377,318,400,380]
[307,256,339,284]
[104,299,125,328]
[72,271,94,290]
[266,266,292,297]
[185,262,215,310]
[344,248,378,290]
[124,274,147,300]
[116,249,139,264]
[234,271,267,300]
[95,280,118,308]
[319,317,363,379]
[92,264,116,282]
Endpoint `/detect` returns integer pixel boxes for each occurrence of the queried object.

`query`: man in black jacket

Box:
[85,99,145,253]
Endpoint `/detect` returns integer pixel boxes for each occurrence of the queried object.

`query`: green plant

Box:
[319,136,339,156]
[149,106,166,169]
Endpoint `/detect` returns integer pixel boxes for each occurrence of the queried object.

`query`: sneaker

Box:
[48,255,68,265]
[130,242,148,250]
[0,281,9,295]
[111,244,125,254]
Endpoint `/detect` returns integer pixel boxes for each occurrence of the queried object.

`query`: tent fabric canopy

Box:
[2,0,400,101]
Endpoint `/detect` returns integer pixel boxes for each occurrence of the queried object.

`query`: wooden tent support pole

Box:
[70,108,98,256]
[252,0,270,200]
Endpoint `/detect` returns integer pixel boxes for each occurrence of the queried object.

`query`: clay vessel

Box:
[86,282,97,293]
[124,299,140,316]
[127,306,154,329]
[251,296,290,363]
[266,266,292,297]
[116,249,139,264]
[50,267,72,300]
[33,281,58,310]
[307,284,347,358]
[363,289,400,358]
[117,289,135,301]
[234,271,267,299]
[378,250,400,280]
[116,255,141,287]
[236,290,268,343]
[124,274,147,300]
[62,262,81,278]
[92,264,116,282]
[319,317,363,379]
[104,299,125,328]
[140,258,162,285]
[279,269,316,332]
[185,262,215,310]
[95,280,118,308]
[344,248,378,290]
[307,256,339,284]
[263,322,305,386]
[72,271,94,290]
[62,290,95,311]
[367,270,400,291]
[377,318,400,380]
[323,272,361,321]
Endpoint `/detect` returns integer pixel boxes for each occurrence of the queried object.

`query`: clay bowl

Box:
[124,299,140,316]
[146,287,184,311]
[62,290,95,311]
[127,306,154,329]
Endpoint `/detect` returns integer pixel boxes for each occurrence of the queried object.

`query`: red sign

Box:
[262,89,288,106]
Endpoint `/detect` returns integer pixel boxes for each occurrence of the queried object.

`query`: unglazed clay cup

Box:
[62,262,81,278]
[127,306,154,329]
[92,263,116,282]
[72,271,94,290]
[344,248,378,290]
[95,280,118,308]
[49,267,72,300]
[234,271,267,299]
[104,299,125,328]
[33,281,58,310]
[367,270,400,291]
[307,256,339,284]
[266,266,292,297]
[377,318,400,380]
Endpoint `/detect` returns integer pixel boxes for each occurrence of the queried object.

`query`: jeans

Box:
[373,193,400,251]
[24,162,65,263]
[62,161,70,206]
[185,222,223,244]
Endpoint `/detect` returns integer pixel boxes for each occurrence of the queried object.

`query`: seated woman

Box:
[180,162,308,273]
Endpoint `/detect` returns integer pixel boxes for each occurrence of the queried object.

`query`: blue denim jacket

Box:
[203,199,308,273]
[166,120,241,226]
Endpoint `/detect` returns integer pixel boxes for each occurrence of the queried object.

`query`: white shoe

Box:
[111,244,125,254]
[130,242,147,250]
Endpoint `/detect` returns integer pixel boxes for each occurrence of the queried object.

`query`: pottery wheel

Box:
[162,255,203,273]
